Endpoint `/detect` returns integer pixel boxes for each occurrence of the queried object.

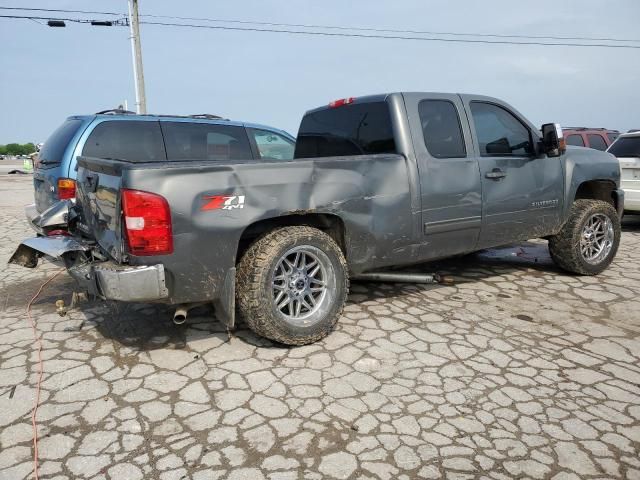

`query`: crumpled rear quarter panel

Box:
[122,154,414,304]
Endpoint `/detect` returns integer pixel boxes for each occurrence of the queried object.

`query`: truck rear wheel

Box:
[236,226,349,345]
[548,199,620,275]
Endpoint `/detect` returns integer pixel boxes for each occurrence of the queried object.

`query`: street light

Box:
[43,6,147,114]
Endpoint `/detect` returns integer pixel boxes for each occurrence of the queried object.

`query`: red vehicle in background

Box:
[563,127,620,151]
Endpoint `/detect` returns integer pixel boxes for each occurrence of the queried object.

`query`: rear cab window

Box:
[82,120,166,162]
[38,118,84,165]
[295,101,396,158]
[161,122,253,161]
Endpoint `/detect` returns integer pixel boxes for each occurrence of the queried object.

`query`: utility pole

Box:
[127,0,147,114]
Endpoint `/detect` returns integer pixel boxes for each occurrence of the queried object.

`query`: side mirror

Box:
[541,123,566,157]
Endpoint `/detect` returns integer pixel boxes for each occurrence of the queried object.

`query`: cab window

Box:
[470,102,534,156]
[418,100,466,158]
[587,134,607,151]
[249,129,295,160]
[566,134,585,147]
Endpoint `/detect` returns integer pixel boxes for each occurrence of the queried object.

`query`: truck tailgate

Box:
[75,157,124,262]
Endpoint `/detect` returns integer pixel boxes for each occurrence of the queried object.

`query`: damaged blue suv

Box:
[29,109,295,232]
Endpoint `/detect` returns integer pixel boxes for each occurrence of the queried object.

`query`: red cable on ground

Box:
[25,269,64,480]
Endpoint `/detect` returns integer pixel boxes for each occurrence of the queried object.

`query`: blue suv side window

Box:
[161,122,253,162]
[82,121,166,162]
[249,128,295,160]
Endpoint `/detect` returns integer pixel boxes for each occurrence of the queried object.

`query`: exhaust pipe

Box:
[173,305,189,325]
[353,272,454,284]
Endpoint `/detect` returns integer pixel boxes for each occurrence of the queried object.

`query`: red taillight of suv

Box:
[121,189,173,256]
[57,178,76,200]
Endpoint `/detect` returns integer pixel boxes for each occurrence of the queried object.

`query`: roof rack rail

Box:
[188,114,225,120]
[628,129,640,133]
[95,108,136,115]
[563,127,619,132]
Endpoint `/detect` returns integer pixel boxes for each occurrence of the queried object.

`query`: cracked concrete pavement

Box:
[1,174,639,480]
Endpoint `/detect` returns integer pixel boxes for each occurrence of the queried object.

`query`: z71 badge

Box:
[202,195,245,211]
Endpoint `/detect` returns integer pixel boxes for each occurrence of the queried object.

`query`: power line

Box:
[0,6,122,16]
[141,13,640,45]
[0,14,128,26]
[2,13,639,49]
[1,5,639,44]
[0,14,87,22]
[139,20,640,49]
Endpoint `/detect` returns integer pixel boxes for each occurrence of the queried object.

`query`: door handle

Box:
[485,169,506,180]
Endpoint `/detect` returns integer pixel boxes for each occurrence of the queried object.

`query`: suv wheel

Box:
[548,199,620,275]
[236,226,349,345]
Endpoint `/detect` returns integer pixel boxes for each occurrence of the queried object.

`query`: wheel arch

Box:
[235,213,347,264]
[573,179,618,210]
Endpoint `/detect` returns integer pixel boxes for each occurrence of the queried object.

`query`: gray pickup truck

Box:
[11,92,623,345]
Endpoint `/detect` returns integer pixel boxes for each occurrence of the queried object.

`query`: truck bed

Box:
[74,153,415,305]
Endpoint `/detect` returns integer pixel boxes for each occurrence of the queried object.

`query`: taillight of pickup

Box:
[121,189,173,256]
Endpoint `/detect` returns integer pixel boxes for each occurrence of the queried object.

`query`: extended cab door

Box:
[403,93,482,258]
[460,95,564,248]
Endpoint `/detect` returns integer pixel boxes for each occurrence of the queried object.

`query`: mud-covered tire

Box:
[548,199,620,275]
[236,226,349,345]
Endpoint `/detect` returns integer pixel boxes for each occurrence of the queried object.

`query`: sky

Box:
[1,0,639,143]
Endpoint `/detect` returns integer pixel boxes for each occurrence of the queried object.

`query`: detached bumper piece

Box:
[25,200,74,235]
[9,236,169,303]
[9,235,88,268]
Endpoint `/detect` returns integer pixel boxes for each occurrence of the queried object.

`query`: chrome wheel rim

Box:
[580,213,614,264]
[272,246,328,321]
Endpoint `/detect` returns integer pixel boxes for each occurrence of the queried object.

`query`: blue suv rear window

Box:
[38,118,83,165]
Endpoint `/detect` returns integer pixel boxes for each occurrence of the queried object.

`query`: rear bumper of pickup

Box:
[92,263,169,302]
[9,236,169,303]
[10,232,236,327]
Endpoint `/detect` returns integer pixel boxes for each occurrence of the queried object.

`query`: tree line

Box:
[0,143,36,156]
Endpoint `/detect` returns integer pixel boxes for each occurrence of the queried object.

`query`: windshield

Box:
[608,136,640,157]
[38,118,83,165]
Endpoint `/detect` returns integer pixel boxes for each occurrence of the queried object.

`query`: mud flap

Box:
[8,236,89,268]
[213,267,236,329]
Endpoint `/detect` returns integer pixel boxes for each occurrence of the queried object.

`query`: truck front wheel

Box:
[236,226,349,345]
[548,199,620,275]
